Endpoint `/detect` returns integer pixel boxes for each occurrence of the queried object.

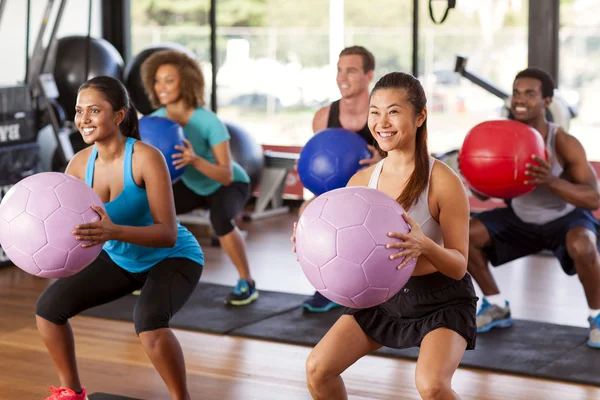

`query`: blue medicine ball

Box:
[139,116,186,183]
[298,128,372,195]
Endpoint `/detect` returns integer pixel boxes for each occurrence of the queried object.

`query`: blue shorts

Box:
[474,207,600,276]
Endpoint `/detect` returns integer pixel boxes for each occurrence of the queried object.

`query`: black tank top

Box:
[326,100,373,145]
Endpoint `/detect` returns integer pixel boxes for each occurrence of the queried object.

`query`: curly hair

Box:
[141,49,205,109]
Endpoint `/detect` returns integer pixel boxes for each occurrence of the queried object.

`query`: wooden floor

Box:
[1,208,600,399]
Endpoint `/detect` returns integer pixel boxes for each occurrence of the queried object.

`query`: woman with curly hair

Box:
[141,50,258,306]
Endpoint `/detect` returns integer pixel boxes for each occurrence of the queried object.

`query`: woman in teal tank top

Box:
[36,76,203,400]
[140,50,258,307]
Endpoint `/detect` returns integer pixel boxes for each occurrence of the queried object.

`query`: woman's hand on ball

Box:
[386,212,426,269]
[525,153,556,186]
[73,206,117,248]
[172,139,199,170]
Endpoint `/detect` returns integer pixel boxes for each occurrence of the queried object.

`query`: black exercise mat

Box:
[89,394,141,400]
[231,306,344,346]
[82,283,600,387]
[231,310,600,387]
[81,282,306,334]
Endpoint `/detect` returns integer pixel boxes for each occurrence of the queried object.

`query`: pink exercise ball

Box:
[0,172,105,278]
[295,186,417,308]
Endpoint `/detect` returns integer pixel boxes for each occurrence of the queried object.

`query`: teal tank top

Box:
[84,137,204,273]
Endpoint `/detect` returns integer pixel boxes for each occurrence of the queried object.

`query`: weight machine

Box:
[454,55,576,130]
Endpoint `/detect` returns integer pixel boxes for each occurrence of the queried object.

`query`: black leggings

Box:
[36,251,203,335]
[172,180,250,236]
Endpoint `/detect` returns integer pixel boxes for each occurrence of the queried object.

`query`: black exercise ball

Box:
[53,36,124,121]
[225,122,264,191]
[51,130,90,172]
[123,43,196,115]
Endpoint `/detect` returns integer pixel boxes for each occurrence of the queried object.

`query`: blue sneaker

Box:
[588,314,600,348]
[476,297,513,333]
[225,279,259,306]
[302,291,341,313]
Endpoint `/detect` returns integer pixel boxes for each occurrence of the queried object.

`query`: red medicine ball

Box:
[458,119,546,199]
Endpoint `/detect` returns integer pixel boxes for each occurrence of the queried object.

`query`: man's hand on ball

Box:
[359,145,383,167]
[525,153,555,186]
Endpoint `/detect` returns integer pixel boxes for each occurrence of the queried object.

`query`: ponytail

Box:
[120,105,140,139]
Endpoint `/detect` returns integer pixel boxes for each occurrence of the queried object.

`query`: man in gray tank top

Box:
[467,68,600,348]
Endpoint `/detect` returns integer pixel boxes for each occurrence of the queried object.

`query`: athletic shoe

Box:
[302,291,342,313]
[225,279,259,306]
[476,297,513,333]
[587,314,600,348]
[45,386,88,400]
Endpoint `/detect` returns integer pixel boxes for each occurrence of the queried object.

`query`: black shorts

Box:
[173,180,250,236]
[344,272,478,350]
[36,251,203,335]
[475,207,600,275]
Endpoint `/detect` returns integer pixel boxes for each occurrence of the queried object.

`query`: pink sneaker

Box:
[45,386,88,400]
